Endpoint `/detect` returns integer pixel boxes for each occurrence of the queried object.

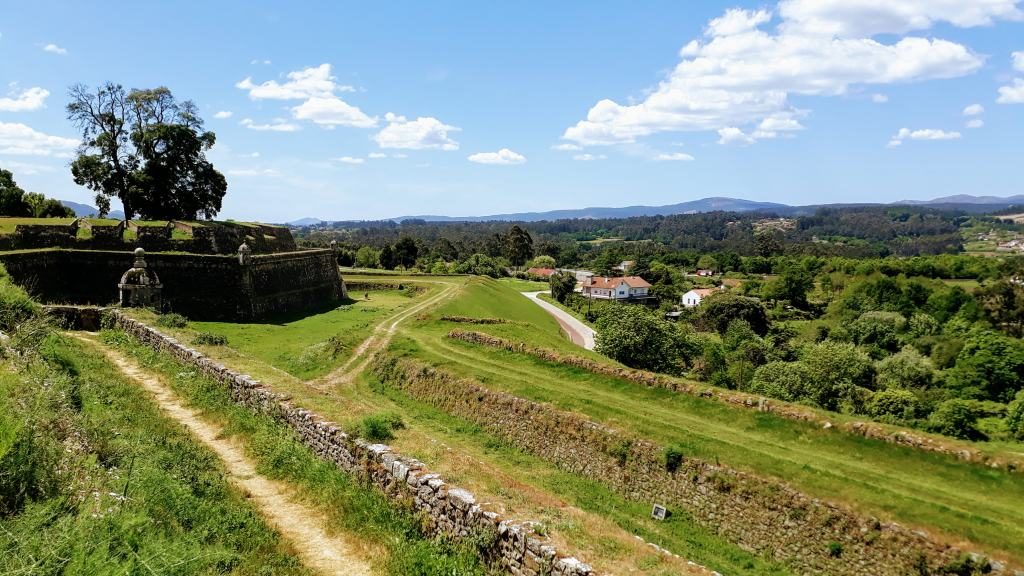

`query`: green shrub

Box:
[1005,390,1024,441]
[663,444,685,473]
[155,313,188,328]
[868,388,920,422]
[192,332,228,346]
[939,553,991,575]
[827,541,843,558]
[927,399,985,441]
[356,413,405,442]
[608,439,632,467]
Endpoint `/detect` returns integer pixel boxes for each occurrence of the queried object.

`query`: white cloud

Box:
[998,78,1024,103]
[236,64,353,100]
[42,43,67,55]
[250,59,272,65]
[706,8,773,37]
[779,0,1023,37]
[373,113,459,150]
[718,127,756,145]
[887,127,961,147]
[654,152,695,161]
[213,110,233,119]
[368,152,387,159]
[966,118,984,128]
[1,160,55,175]
[336,156,365,165]
[1014,51,1024,72]
[291,96,376,128]
[0,122,79,156]
[467,148,526,165]
[572,153,606,161]
[0,87,49,112]
[240,118,300,132]
[563,5,985,146]
[552,143,582,151]
[962,103,984,116]
[871,93,889,103]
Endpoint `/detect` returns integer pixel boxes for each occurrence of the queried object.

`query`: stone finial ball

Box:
[134,247,145,257]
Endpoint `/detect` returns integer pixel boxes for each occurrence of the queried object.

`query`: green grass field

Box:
[0,335,310,574]
[0,217,76,235]
[130,287,432,380]
[393,277,1024,564]
[112,274,1024,571]
[496,277,550,292]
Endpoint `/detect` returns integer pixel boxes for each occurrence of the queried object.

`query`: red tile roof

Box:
[527,267,557,277]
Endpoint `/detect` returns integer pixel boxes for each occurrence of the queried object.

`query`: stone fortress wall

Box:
[371,354,1022,576]
[108,311,598,576]
[0,247,344,320]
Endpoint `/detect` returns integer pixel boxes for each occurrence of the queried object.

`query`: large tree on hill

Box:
[504,225,534,268]
[66,83,226,221]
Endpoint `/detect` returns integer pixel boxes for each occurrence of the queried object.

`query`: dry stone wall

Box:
[372,354,1021,576]
[107,311,596,576]
[448,329,1024,473]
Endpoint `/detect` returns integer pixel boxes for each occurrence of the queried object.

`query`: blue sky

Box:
[1,1,1023,221]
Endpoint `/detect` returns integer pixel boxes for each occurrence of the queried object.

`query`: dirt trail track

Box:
[314,280,459,389]
[74,334,373,576]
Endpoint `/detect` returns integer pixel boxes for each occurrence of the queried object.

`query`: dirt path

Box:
[521,291,596,350]
[74,335,373,576]
[313,280,459,389]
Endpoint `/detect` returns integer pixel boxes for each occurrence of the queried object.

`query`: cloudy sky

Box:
[1,1,1023,221]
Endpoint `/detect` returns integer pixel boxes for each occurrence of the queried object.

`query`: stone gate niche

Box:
[118,247,163,310]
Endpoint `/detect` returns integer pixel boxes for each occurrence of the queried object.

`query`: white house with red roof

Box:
[681,287,720,307]
[582,276,652,301]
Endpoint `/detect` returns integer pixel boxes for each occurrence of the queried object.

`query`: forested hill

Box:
[296,205,986,259]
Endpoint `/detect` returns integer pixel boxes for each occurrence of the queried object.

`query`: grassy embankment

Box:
[118,273,1024,570]
[97,331,493,575]
[392,277,1024,565]
[129,274,778,575]
[131,285,428,380]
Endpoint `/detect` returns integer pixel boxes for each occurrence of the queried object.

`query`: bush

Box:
[663,444,685,473]
[155,313,188,328]
[927,399,985,441]
[356,413,405,442]
[875,347,935,389]
[749,361,813,403]
[868,388,920,422]
[192,332,228,346]
[595,305,698,375]
[827,541,843,558]
[1005,390,1024,441]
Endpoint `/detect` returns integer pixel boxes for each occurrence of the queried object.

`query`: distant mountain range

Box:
[286,194,1024,226]
[61,200,125,220]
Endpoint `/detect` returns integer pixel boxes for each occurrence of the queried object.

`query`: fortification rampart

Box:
[371,354,1021,576]
[0,248,344,320]
[107,311,597,576]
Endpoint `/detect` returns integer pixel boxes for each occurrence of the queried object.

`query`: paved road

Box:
[522,291,596,350]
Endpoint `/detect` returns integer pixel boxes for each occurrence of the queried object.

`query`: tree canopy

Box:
[0,168,74,218]
[66,84,226,221]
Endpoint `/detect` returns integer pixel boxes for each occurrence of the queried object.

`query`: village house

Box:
[526,267,557,278]
[582,276,652,301]
[681,287,720,307]
[695,269,715,277]
[612,260,635,273]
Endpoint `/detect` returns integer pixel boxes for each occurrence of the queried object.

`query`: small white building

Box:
[583,276,651,300]
[681,287,718,307]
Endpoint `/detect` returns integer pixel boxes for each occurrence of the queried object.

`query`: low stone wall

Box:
[448,329,1024,473]
[107,311,595,576]
[372,354,1020,576]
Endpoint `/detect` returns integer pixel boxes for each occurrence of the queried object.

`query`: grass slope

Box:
[395,277,1024,564]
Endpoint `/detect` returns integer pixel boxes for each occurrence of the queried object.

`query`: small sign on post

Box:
[651,504,668,521]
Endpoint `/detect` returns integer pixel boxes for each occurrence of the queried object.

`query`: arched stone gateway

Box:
[118,247,163,309]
